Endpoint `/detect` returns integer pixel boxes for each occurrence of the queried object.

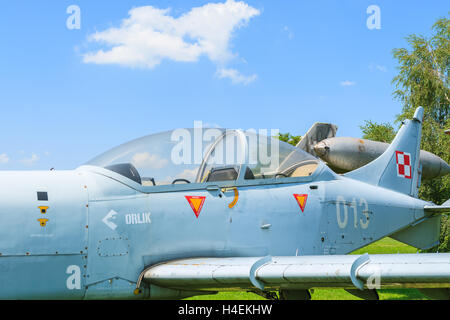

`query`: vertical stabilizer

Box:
[345,107,423,197]
[296,123,338,156]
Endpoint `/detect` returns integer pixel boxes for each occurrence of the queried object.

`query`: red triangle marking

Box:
[293,194,308,213]
[185,196,206,218]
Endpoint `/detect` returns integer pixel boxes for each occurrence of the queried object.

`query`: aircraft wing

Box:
[424,199,450,214]
[141,253,450,292]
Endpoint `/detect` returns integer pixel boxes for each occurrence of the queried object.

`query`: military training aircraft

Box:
[0,106,449,300]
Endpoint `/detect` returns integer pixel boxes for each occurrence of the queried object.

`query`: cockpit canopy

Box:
[86,128,320,186]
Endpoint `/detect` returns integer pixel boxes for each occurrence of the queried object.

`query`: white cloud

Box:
[83,0,260,74]
[369,63,387,72]
[177,168,199,181]
[216,68,257,85]
[283,26,294,39]
[20,154,39,166]
[0,154,9,164]
[131,152,168,170]
[160,168,199,185]
[340,80,356,87]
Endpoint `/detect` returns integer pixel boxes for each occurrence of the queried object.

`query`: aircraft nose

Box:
[441,161,450,177]
[314,141,329,158]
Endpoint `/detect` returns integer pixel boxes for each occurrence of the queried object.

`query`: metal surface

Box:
[296,123,338,157]
[143,254,450,291]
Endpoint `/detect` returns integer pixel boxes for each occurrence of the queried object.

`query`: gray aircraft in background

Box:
[297,122,450,180]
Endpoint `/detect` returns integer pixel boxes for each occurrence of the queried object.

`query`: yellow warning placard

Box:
[38,218,49,227]
[38,206,49,214]
[185,196,206,218]
[293,194,308,213]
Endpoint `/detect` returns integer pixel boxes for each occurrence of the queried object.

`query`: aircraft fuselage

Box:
[0,164,430,299]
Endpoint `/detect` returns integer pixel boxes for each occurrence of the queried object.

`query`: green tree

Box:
[359,120,396,143]
[391,15,449,252]
[277,133,301,147]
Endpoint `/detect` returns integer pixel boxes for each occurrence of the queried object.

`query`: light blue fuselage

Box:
[0,163,429,299]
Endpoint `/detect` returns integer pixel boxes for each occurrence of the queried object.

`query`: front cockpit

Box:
[86,128,322,187]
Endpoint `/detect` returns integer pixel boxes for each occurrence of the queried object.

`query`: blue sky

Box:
[0,1,448,170]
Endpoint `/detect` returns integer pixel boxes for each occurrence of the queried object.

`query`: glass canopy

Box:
[86,128,320,186]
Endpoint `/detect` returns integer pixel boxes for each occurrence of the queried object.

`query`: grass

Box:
[185,237,428,300]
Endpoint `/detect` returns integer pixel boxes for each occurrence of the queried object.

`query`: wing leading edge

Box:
[424,199,450,214]
[142,253,450,292]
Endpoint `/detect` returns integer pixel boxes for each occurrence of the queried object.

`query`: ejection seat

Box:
[205,166,255,182]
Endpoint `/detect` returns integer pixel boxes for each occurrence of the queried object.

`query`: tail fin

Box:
[345,107,424,197]
[296,123,338,156]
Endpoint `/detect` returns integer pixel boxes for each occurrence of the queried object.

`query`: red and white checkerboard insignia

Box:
[395,151,412,179]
